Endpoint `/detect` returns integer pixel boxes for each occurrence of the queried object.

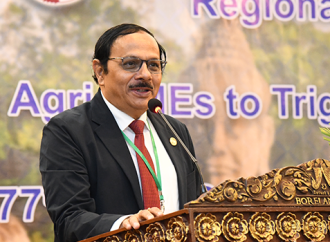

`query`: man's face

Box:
[98,31,162,119]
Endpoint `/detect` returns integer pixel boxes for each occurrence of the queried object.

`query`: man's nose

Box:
[137,61,152,79]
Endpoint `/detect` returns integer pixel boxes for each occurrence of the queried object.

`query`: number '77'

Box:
[0,186,44,223]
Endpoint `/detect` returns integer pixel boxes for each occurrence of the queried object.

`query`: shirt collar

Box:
[101,90,149,131]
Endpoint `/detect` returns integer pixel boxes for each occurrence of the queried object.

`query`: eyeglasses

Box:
[108,57,167,74]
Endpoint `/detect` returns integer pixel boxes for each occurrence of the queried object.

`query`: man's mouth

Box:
[135,89,149,92]
[129,83,153,93]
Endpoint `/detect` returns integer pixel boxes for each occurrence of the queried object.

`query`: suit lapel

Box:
[91,90,143,209]
[147,111,187,208]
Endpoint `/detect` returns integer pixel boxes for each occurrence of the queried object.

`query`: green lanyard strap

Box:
[121,120,163,201]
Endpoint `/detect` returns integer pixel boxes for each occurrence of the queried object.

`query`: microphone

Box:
[148,98,207,194]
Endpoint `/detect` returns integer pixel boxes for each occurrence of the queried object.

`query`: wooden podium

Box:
[80,158,330,242]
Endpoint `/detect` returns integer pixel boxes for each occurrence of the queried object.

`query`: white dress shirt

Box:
[100,92,179,231]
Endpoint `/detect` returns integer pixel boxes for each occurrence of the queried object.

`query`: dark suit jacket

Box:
[40,90,201,242]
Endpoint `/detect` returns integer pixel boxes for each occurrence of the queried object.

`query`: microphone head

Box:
[148,98,162,113]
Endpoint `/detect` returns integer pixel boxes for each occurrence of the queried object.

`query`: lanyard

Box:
[121,120,164,205]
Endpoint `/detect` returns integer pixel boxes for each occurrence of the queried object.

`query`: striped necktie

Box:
[129,120,160,209]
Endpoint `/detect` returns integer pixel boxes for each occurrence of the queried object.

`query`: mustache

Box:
[129,82,153,89]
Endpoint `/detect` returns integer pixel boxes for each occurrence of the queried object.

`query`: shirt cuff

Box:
[110,215,131,231]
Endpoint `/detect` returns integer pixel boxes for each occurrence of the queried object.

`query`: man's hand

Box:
[120,207,163,230]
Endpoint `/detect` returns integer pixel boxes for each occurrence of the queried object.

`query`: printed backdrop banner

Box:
[0,0,330,241]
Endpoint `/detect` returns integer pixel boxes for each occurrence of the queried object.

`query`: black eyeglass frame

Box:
[108,57,167,74]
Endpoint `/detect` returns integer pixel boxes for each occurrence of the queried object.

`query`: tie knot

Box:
[129,120,145,134]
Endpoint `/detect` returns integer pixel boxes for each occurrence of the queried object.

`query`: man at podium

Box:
[40,23,201,242]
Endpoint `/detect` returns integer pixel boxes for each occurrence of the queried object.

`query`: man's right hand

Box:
[119,207,163,230]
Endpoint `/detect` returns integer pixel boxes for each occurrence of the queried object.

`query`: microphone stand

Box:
[156,108,207,194]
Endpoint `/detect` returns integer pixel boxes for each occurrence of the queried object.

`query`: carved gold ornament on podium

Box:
[302,212,328,242]
[144,222,165,242]
[103,235,122,242]
[249,212,275,242]
[222,212,248,242]
[194,213,221,242]
[124,230,143,242]
[166,216,189,242]
[191,158,330,206]
[275,212,301,242]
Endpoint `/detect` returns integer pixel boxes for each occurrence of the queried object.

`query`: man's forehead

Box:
[116,30,152,39]
[110,31,159,56]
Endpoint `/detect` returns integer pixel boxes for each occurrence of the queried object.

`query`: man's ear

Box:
[92,59,104,85]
